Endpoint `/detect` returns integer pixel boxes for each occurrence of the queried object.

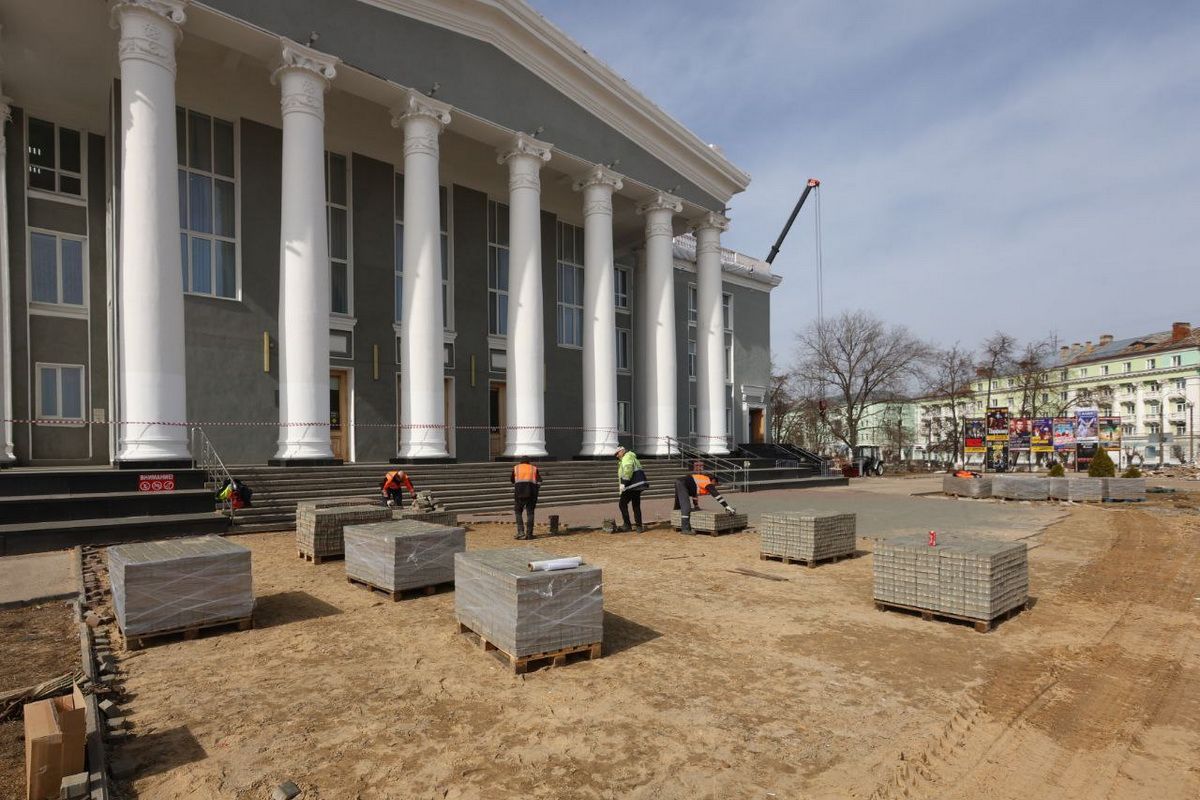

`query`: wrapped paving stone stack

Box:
[1047,477,1103,501]
[670,510,749,533]
[394,509,458,527]
[108,536,254,637]
[454,547,602,657]
[874,533,1028,622]
[1103,477,1146,501]
[942,475,993,498]
[344,519,466,592]
[759,512,856,563]
[991,475,1049,500]
[297,505,391,560]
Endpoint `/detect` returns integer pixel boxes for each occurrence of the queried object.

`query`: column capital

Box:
[497,132,553,167]
[390,88,452,131]
[271,38,339,118]
[636,191,683,216]
[572,164,624,193]
[689,211,730,234]
[110,0,189,73]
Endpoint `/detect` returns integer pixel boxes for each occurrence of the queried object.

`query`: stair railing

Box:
[661,436,748,493]
[191,426,236,518]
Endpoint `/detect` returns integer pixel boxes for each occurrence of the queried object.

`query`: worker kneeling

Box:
[381,469,415,508]
[511,456,543,540]
[674,472,736,534]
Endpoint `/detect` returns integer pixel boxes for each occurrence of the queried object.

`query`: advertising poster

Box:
[1076,442,1098,472]
[986,407,1010,442]
[1099,417,1122,450]
[1008,417,1032,451]
[1031,417,1054,453]
[964,419,986,453]
[986,441,1009,472]
[1075,409,1099,443]
[1052,418,1076,450]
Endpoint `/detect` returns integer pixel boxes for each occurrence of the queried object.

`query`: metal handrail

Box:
[661,436,748,493]
[190,426,236,518]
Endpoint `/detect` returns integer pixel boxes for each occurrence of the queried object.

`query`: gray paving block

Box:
[296,504,391,559]
[392,509,458,527]
[454,547,603,657]
[669,510,748,532]
[942,475,992,498]
[107,536,254,637]
[759,511,856,561]
[1047,477,1103,501]
[991,475,1049,500]
[1103,477,1146,501]
[345,519,466,592]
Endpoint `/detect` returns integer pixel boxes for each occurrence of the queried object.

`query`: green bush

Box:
[1088,447,1116,478]
[1122,465,1142,478]
[1047,462,1065,477]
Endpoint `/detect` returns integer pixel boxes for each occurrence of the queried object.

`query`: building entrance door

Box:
[489,382,506,459]
[330,370,350,461]
[749,407,765,444]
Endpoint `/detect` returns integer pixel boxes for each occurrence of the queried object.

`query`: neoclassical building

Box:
[0,0,779,466]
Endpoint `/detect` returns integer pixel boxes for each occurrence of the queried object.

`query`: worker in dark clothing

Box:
[673,472,736,533]
[510,456,543,540]
[380,469,415,508]
[615,446,648,532]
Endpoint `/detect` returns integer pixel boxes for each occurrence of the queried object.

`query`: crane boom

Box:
[764,178,820,265]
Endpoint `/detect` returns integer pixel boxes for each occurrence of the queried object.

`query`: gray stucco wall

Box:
[728,281,773,440]
[449,184,490,462]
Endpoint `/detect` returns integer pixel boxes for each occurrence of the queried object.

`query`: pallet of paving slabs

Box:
[107,536,254,643]
[991,475,1049,500]
[392,509,459,527]
[759,511,856,565]
[1047,477,1103,502]
[1102,477,1146,501]
[296,504,391,562]
[670,510,748,534]
[344,519,466,597]
[454,547,602,671]
[942,475,993,498]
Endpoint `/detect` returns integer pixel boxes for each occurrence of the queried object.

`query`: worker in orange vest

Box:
[380,469,415,508]
[673,472,736,533]
[510,456,544,540]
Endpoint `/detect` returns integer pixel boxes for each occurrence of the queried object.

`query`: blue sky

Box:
[531,0,1200,357]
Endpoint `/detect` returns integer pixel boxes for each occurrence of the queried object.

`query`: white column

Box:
[498,133,552,458]
[270,39,339,463]
[691,212,730,455]
[111,0,191,464]
[391,90,452,460]
[574,165,623,457]
[636,192,682,456]
[0,91,13,464]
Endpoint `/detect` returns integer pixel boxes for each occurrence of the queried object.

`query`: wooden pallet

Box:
[456,621,602,674]
[122,615,253,651]
[676,526,746,537]
[759,551,852,568]
[346,575,452,601]
[874,599,1028,633]
[297,550,343,565]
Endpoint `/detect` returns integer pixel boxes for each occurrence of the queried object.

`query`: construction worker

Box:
[674,472,736,534]
[615,446,648,533]
[380,468,415,508]
[510,456,543,540]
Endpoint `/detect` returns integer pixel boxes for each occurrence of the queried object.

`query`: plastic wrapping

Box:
[1103,477,1146,501]
[759,511,856,561]
[669,510,748,532]
[942,475,993,498]
[529,556,583,572]
[991,475,1050,500]
[873,533,1027,621]
[344,519,466,592]
[393,509,459,527]
[455,547,603,657]
[108,536,254,636]
[296,504,391,559]
[1047,477,1103,501]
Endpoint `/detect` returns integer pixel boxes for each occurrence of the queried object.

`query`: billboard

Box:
[1031,417,1054,453]
[964,419,986,453]
[1076,442,1098,472]
[986,441,1009,471]
[1075,409,1099,443]
[1099,416,1122,451]
[1008,417,1032,451]
[1052,418,1076,450]
[986,407,1010,442]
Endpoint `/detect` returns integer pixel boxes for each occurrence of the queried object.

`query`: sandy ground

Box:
[104,492,1200,800]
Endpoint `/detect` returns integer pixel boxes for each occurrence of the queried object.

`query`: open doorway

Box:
[748,407,766,444]
[330,369,351,461]
[489,381,506,459]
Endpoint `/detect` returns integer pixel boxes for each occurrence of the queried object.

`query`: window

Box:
[394,175,404,322]
[1059,370,1068,381]
[1080,368,1089,377]
[1176,402,1187,413]
[1174,423,1187,436]
[1100,365,1109,375]
[1174,379,1187,390]
[556,221,584,347]
[1171,355,1182,367]
[36,364,84,421]
[1040,393,1049,403]
[440,186,451,327]
[614,267,629,310]
[725,340,733,383]
[27,117,82,196]
[689,405,697,435]
[1059,392,1068,402]
[1007,378,1015,388]
[687,285,698,325]
[1147,422,1160,434]
[722,293,733,331]
[487,201,509,336]
[616,328,631,372]
[991,380,998,390]
[327,152,349,315]
[1146,358,1156,370]
[687,340,697,379]
[29,231,85,308]
[177,108,236,298]
[1123,362,1132,372]
[617,400,631,434]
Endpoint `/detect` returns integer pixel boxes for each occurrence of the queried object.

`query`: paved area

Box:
[0,550,79,607]
[462,475,1067,542]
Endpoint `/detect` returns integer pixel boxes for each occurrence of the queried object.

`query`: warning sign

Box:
[138,473,176,492]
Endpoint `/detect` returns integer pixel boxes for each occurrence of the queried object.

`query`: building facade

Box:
[0,0,779,467]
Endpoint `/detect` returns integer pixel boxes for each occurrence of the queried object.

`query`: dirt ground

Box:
[0,601,79,799]
[107,497,1200,800]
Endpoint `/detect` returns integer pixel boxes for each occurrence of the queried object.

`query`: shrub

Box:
[1088,447,1116,478]
[1047,462,1065,477]
[1122,465,1142,478]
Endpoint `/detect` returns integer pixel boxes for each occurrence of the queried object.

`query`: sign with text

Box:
[964,419,986,453]
[1031,417,1054,453]
[986,407,1010,442]
[137,473,176,492]
[1052,418,1076,450]
[1074,409,1099,443]
[1099,416,1122,450]
[1008,417,1032,451]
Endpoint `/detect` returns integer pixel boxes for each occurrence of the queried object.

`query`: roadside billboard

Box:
[986,407,1010,442]
[964,419,986,453]
[1031,417,1054,453]
[1099,416,1122,451]
[1052,418,1076,450]
[1008,417,1032,451]
[1075,409,1099,443]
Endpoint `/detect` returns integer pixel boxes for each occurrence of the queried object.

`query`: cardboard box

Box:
[23,688,85,800]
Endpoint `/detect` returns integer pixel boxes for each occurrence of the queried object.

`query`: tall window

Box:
[36,364,84,420]
[487,201,509,335]
[30,231,85,308]
[326,152,349,315]
[1146,358,1156,370]
[689,405,697,435]
[722,292,733,331]
[616,328,631,371]
[1170,355,1182,367]
[394,174,404,322]
[440,186,451,328]
[687,285,698,325]
[725,339,733,383]
[556,222,584,347]
[177,108,236,298]
[614,267,630,310]
[688,340,697,379]
[27,117,82,196]
[617,400,631,434]
[1101,365,1109,375]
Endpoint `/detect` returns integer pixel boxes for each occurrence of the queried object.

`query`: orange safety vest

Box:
[513,463,540,484]
[692,474,715,496]
[383,470,408,490]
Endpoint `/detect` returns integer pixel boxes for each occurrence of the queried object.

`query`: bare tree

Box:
[767,364,799,444]
[794,310,930,452]
[925,343,976,466]
[979,332,1017,412]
